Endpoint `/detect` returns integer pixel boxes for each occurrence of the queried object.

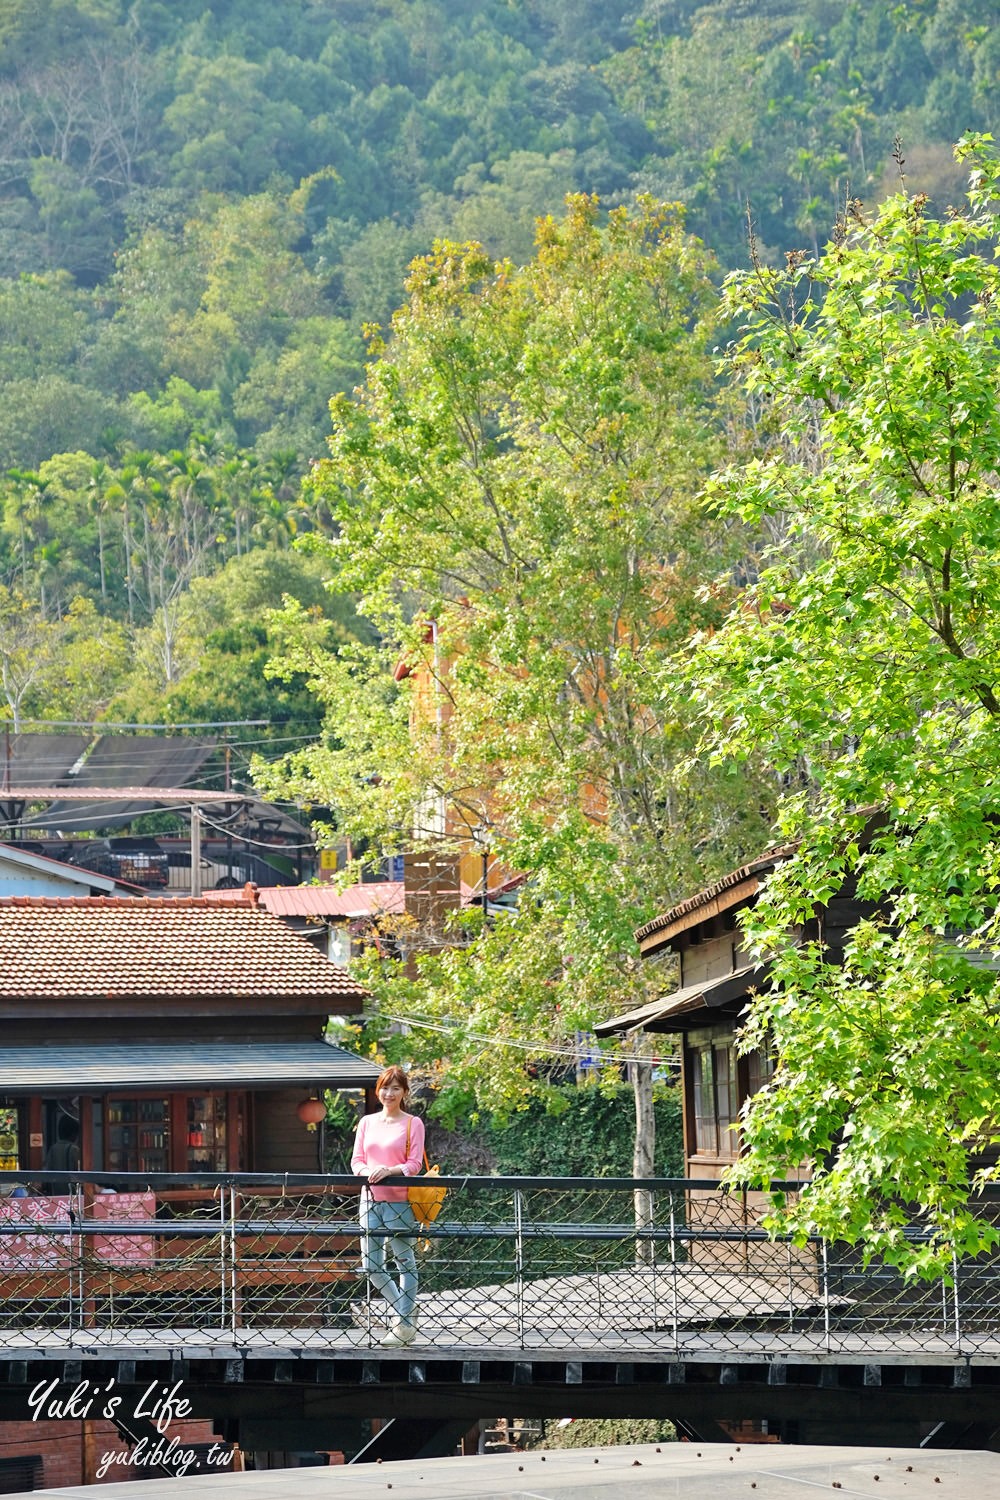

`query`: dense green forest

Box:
[0,0,993,732]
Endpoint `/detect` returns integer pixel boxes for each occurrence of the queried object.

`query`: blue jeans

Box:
[360,1195,417,1323]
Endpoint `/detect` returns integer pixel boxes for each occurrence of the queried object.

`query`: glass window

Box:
[747,1046,776,1099]
[691,1045,718,1156]
[106,1098,169,1173]
[105,1093,244,1174]
[186,1094,228,1172]
[0,1100,20,1171]
[690,1039,740,1160]
[714,1043,740,1157]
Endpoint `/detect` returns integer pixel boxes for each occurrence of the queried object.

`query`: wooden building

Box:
[596,844,884,1186]
[595,849,795,1184]
[0,892,379,1486]
[0,894,377,1181]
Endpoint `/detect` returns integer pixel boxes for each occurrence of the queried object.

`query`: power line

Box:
[193,808,319,850]
[227,731,322,751]
[9,719,270,729]
[0,799,317,844]
[370,1008,680,1068]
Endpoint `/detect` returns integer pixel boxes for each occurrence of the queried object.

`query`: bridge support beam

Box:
[2,1353,1000,1457]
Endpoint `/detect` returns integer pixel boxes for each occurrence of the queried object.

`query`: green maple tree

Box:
[697,136,1000,1272]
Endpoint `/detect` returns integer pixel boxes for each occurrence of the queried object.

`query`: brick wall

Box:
[0,1415,222,1487]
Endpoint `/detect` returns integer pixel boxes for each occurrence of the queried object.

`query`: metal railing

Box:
[1,1171,999,1358]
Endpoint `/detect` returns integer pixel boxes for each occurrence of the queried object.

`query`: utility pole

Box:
[474,818,492,919]
[224,738,234,882]
[190,805,202,897]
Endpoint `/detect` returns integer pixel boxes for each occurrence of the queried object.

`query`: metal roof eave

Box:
[594,963,770,1037]
[0,1042,381,1093]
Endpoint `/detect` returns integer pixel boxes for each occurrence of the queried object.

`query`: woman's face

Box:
[379,1080,406,1106]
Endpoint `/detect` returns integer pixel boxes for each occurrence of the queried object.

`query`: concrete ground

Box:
[14,1441,997,1499]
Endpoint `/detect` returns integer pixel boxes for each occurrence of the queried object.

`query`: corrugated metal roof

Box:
[0,1042,379,1091]
[595,964,769,1036]
[0,898,368,1002]
[254,882,405,919]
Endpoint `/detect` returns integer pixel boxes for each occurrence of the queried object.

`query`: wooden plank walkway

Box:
[367,1265,844,1333]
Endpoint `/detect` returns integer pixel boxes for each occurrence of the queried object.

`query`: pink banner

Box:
[91,1191,156,1266]
[0,1195,72,1268]
[0,1192,156,1269]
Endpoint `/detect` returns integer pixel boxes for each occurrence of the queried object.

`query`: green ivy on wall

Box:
[483,1081,683,1180]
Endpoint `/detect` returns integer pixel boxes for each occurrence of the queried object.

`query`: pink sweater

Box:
[351,1112,425,1202]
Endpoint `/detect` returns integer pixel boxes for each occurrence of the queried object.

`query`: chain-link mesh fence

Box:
[0,1172,997,1357]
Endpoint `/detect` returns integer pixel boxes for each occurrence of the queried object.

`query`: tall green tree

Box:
[696,136,1000,1274]
[258,197,773,1122]
[106,549,368,741]
[0,585,67,729]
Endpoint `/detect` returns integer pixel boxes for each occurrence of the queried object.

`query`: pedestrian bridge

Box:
[0,1170,996,1365]
[2,1172,1000,1453]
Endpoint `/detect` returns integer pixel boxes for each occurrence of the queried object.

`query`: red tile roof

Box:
[0,897,368,1001]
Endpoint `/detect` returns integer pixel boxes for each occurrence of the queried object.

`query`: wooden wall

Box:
[252,1088,325,1173]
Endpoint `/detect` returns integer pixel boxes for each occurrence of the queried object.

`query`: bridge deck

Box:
[1,1325,999,1366]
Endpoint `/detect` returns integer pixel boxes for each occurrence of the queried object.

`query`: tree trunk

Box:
[630,1031,655,1267]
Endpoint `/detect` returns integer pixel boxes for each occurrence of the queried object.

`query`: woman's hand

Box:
[367,1165,397,1184]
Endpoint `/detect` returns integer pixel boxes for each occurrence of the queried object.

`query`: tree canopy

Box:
[696,135,1000,1274]
[0,0,997,745]
[257,196,774,1120]
[0,0,994,479]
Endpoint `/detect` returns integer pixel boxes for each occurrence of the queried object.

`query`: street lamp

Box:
[472,820,492,919]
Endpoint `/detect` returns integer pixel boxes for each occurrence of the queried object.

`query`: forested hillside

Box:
[0,0,993,732]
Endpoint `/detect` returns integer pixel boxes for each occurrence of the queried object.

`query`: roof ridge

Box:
[0,895,268,908]
[634,844,797,943]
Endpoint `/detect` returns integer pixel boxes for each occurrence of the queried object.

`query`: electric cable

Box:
[367,1008,680,1068]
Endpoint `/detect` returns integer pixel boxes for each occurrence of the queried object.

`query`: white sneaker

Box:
[381,1321,417,1346]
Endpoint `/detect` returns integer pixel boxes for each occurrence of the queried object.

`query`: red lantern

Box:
[297,1096,326,1131]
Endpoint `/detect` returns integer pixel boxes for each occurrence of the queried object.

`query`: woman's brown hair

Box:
[376,1065,410,1097]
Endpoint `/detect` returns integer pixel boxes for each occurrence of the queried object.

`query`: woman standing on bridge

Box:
[352,1065,424,1346]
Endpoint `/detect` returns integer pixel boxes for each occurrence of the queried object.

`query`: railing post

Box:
[952,1249,961,1353]
[514,1188,525,1351]
[228,1185,238,1339]
[669,1199,679,1355]
[650,1210,658,1338]
[941,1273,948,1335]
[634,1185,654,1268]
[821,1239,832,1353]
[360,1193,374,1345]
[217,1186,228,1333]
[70,1184,82,1341]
